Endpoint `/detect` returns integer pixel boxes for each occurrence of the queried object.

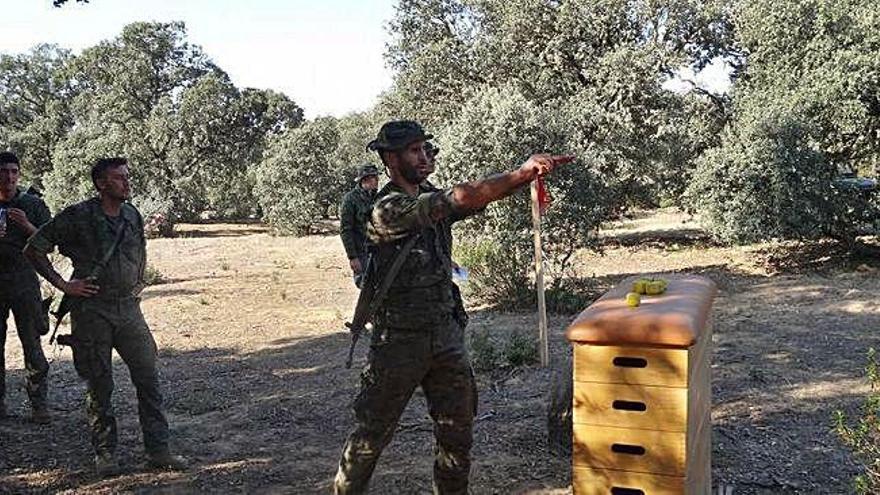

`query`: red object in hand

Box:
[536,175,550,216]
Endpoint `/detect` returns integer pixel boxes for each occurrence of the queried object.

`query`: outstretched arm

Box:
[445,154,574,217]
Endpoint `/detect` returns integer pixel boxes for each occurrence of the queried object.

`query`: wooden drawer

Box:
[573,424,686,476]
[573,465,684,495]
[573,382,688,432]
[574,344,690,388]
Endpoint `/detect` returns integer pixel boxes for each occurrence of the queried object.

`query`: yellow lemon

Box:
[646,281,665,295]
[632,279,649,294]
[625,292,641,307]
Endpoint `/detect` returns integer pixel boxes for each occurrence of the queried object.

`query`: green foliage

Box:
[834,348,880,493]
[377,1,732,306]
[687,0,880,245]
[0,44,75,187]
[686,109,858,244]
[455,238,533,310]
[468,328,501,371]
[143,263,165,286]
[255,117,345,235]
[437,85,610,305]
[503,330,539,367]
[254,111,384,235]
[3,22,303,221]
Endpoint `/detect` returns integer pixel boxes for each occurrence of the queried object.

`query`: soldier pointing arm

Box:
[333,120,571,495]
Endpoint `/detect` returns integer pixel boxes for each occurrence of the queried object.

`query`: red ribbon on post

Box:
[535,175,550,216]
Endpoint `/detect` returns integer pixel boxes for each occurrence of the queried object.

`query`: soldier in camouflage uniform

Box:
[24,157,186,476]
[0,151,51,423]
[333,121,572,494]
[340,164,380,287]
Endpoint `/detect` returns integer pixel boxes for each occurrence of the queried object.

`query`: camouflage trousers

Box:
[70,297,169,455]
[0,270,49,409]
[334,314,477,495]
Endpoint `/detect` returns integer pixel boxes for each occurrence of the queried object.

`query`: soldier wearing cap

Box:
[333,120,572,494]
[340,163,380,287]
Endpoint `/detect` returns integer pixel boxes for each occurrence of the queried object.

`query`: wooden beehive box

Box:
[566,275,717,495]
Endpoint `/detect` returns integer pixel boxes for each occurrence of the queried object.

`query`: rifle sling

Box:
[364,234,419,324]
[90,216,129,279]
[49,216,129,344]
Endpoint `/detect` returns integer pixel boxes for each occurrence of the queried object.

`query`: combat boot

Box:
[31,404,51,424]
[94,452,120,477]
[146,451,188,471]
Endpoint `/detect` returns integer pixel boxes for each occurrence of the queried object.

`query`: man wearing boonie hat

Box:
[333,120,573,494]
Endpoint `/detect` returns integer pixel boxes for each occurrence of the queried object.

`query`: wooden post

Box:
[531,180,549,367]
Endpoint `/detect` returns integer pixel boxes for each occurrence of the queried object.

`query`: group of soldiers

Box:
[0,152,185,476]
[1,120,569,492]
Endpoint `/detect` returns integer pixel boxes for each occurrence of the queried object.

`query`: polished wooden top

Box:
[566,274,717,348]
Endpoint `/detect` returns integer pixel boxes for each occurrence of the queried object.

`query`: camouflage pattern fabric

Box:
[0,188,51,409]
[334,182,479,494]
[339,186,376,262]
[27,198,170,455]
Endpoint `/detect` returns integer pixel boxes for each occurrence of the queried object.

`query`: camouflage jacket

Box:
[367,182,478,325]
[339,186,376,260]
[27,198,147,298]
[0,188,51,274]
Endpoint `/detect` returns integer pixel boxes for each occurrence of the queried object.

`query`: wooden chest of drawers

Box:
[566,275,717,495]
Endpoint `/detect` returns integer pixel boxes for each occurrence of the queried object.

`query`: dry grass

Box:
[1,210,878,494]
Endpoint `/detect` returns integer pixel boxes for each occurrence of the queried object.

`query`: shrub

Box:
[686,109,869,246]
[455,238,533,310]
[143,263,165,286]
[468,328,501,372]
[503,330,539,367]
[834,348,880,494]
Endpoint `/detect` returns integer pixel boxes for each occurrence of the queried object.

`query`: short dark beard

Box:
[399,164,422,184]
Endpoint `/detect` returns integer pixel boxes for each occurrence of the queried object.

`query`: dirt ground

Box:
[1,210,878,494]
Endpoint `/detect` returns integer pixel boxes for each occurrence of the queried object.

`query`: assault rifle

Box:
[49,218,128,345]
[344,235,418,368]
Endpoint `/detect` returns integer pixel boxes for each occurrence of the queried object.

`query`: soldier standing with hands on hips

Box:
[24,157,187,477]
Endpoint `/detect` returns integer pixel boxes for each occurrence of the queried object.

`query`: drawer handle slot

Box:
[613,357,647,368]
[611,443,646,456]
[611,488,645,495]
[612,400,647,412]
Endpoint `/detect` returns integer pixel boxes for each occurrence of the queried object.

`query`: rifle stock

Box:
[49,294,76,344]
[344,256,375,368]
[343,235,419,368]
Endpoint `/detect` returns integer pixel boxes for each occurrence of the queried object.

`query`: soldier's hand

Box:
[62,278,100,297]
[7,208,37,235]
[349,258,363,274]
[520,154,575,179]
